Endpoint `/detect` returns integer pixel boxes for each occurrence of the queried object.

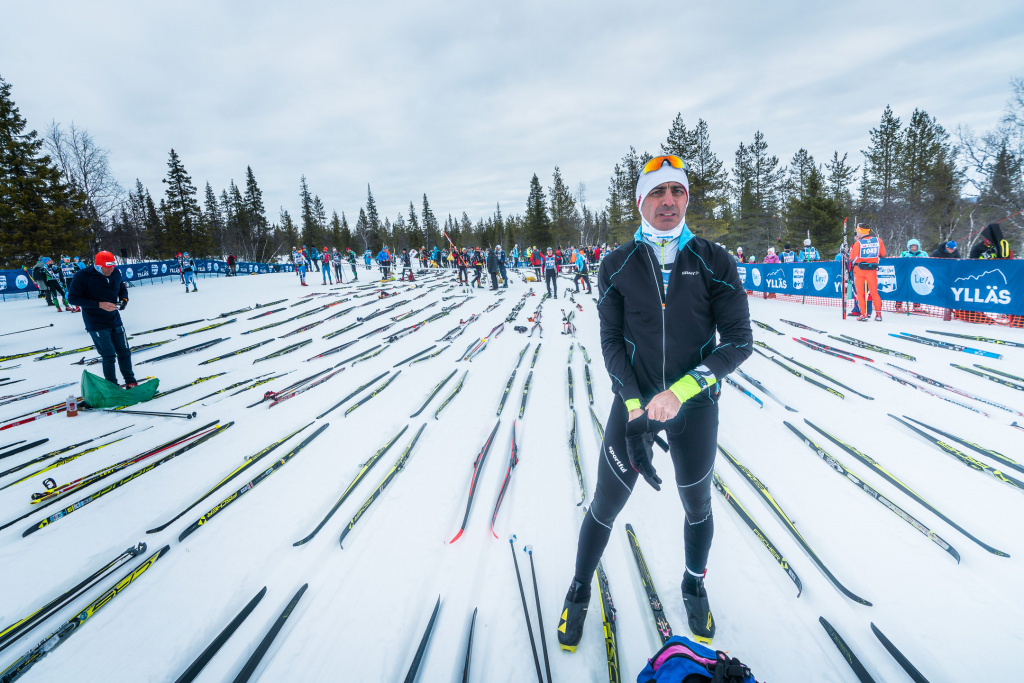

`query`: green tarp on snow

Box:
[80,371,159,409]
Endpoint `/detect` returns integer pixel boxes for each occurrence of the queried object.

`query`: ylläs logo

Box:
[911,266,934,295]
[765,268,787,289]
[751,268,762,287]
[951,269,1011,305]
[813,268,828,291]
[792,267,805,290]
[878,265,897,293]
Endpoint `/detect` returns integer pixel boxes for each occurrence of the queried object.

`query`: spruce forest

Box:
[2,73,1021,269]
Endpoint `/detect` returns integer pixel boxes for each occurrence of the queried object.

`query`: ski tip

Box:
[559,644,578,653]
[785,406,798,412]
[691,634,713,645]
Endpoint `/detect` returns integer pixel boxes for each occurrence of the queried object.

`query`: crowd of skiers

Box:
[27,255,87,312]
[283,241,604,291]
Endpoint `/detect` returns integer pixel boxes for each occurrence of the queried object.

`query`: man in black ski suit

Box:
[557,156,752,648]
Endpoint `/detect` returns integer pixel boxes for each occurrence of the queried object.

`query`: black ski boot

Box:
[557,579,590,652]
[681,571,715,644]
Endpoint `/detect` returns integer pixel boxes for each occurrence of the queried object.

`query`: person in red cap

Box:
[68,251,137,387]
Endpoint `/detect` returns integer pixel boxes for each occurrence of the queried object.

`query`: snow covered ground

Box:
[0,266,1022,682]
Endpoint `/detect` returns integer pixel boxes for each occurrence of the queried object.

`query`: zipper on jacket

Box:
[641,244,668,392]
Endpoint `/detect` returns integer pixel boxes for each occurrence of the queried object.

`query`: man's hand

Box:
[98,301,118,312]
[625,414,661,490]
[646,389,682,423]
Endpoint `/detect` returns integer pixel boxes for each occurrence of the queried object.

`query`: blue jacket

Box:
[68,266,128,332]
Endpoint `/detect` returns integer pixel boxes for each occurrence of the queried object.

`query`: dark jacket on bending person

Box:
[596,232,752,404]
[68,265,128,332]
[969,223,1013,259]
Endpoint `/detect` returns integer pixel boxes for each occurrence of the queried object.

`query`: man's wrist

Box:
[624,398,642,412]
[669,365,717,403]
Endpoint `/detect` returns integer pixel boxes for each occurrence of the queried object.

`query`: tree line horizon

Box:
[2,74,1021,269]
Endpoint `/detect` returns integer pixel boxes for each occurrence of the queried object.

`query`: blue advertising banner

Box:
[736,258,1024,316]
[0,268,38,293]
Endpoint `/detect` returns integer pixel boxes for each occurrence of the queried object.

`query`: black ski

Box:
[461,608,477,683]
[753,348,844,399]
[567,411,585,505]
[950,363,1024,392]
[490,421,519,538]
[410,370,457,418]
[339,424,426,548]
[783,421,959,562]
[718,444,872,605]
[138,338,230,364]
[293,426,408,546]
[0,542,147,654]
[147,423,313,533]
[394,345,436,367]
[304,339,360,362]
[567,367,575,409]
[900,415,1024,476]
[252,339,312,363]
[449,420,500,543]
[624,523,673,644]
[926,329,1024,349]
[403,596,441,683]
[519,370,533,418]
[177,318,236,337]
[133,319,205,335]
[434,370,467,419]
[173,587,268,683]
[752,319,784,335]
[346,371,401,417]
[231,584,308,683]
[870,622,931,683]
[584,364,594,405]
[735,369,797,411]
[596,562,621,683]
[315,371,390,419]
[712,471,803,595]
[179,425,329,542]
[819,617,876,683]
[0,545,170,683]
[804,419,1009,557]
[779,319,826,333]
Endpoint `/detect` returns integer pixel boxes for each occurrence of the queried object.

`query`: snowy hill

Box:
[1,267,1022,682]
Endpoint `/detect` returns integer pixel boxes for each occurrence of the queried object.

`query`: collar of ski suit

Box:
[634,221,693,267]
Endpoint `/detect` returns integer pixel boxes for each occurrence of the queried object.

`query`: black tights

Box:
[574,391,719,584]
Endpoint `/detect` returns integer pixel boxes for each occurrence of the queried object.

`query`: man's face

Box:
[910,244,919,252]
[99,265,115,276]
[946,246,954,253]
[640,182,688,231]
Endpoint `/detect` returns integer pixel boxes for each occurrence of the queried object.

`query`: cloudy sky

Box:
[3,0,1022,227]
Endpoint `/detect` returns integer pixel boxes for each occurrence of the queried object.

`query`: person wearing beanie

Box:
[68,251,137,387]
[970,223,1014,259]
[780,243,796,263]
[849,223,885,321]
[797,238,820,262]
[763,247,780,263]
[733,246,744,263]
[557,156,751,650]
[900,239,927,258]
[930,240,961,258]
[543,247,558,296]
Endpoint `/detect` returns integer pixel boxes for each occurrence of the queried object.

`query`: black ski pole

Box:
[523,544,553,683]
[510,536,544,683]
[0,324,53,337]
[404,595,441,683]
[96,408,197,419]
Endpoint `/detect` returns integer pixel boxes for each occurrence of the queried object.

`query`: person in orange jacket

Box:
[850,223,885,321]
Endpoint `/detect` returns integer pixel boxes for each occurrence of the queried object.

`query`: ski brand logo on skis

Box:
[792,268,804,290]
[910,266,934,295]
[765,268,787,289]
[877,265,897,293]
[951,269,1011,305]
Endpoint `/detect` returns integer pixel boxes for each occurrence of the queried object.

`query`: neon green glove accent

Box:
[669,366,717,404]
[624,398,642,412]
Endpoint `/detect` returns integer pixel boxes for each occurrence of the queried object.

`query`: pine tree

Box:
[606,147,650,242]
[244,166,270,261]
[524,174,552,247]
[684,119,729,240]
[730,131,784,255]
[860,105,903,234]
[299,175,317,246]
[786,149,816,199]
[339,212,352,249]
[824,151,859,217]
[365,185,381,237]
[786,166,843,254]
[203,182,224,254]
[355,207,374,252]
[312,195,327,250]
[406,202,421,245]
[393,212,407,249]
[0,76,90,267]
[161,149,210,256]
[661,113,695,159]
[280,208,298,251]
[421,194,439,246]
[493,202,505,246]
[549,166,578,247]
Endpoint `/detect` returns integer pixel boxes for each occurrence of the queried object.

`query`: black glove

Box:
[625,415,662,491]
[119,298,128,310]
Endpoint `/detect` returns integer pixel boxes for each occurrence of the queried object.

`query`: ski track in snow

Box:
[1,269,1023,682]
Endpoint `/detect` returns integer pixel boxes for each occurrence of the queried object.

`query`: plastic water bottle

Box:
[66,395,78,417]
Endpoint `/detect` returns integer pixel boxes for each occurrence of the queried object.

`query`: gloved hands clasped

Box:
[625,415,662,491]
